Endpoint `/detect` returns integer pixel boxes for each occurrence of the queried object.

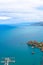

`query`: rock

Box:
[39,44,42,47]
[27,40,43,52]
[41,47,43,52]
[32,51,35,54]
[32,46,34,48]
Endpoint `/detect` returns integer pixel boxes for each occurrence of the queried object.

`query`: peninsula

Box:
[27,41,43,52]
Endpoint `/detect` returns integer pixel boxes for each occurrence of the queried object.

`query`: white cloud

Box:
[0,16,11,20]
[0,0,43,24]
[0,0,42,10]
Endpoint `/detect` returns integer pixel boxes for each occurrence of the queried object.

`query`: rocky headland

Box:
[27,41,43,52]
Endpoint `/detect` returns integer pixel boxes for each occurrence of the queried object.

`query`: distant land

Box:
[0,22,43,30]
[31,22,43,26]
[18,22,43,26]
[0,25,17,30]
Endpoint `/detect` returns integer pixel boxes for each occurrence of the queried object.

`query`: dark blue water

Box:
[0,26,43,65]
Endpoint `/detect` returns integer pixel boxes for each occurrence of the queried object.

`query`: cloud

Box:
[36,6,43,10]
[0,16,11,20]
[0,0,43,24]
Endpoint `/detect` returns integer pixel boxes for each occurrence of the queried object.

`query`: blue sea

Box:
[0,25,43,65]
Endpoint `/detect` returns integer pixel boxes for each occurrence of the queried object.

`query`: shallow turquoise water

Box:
[0,26,43,65]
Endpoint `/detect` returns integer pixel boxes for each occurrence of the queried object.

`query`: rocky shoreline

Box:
[27,41,43,52]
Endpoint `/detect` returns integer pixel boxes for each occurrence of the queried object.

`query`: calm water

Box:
[0,26,43,65]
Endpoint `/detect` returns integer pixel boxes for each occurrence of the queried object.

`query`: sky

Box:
[0,0,43,24]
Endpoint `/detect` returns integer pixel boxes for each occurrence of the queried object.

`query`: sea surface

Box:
[0,25,43,65]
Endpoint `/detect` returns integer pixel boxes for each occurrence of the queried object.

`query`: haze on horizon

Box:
[0,0,43,24]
